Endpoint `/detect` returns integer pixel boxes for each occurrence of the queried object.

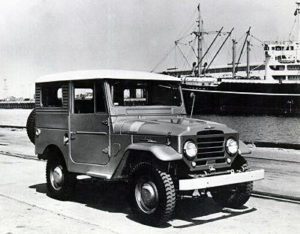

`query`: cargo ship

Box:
[162,2,300,115]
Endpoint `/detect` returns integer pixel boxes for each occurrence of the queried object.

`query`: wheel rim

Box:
[135,179,159,214]
[50,165,64,191]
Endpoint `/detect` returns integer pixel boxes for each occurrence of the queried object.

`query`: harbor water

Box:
[197,115,300,144]
[0,109,299,144]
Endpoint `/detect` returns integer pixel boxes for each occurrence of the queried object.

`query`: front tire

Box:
[129,163,176,226]
[46,156,76,200]
[211,181,253,208]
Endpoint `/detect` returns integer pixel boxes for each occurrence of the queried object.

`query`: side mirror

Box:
[189,92,196,118]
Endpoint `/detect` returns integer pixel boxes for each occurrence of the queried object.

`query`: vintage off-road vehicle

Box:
[26,70,264,225]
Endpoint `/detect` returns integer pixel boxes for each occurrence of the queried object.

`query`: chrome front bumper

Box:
[179,169,264,191]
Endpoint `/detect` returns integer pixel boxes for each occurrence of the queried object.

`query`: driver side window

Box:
[73,80,106,114]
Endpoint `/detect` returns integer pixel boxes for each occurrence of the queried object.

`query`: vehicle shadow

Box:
[29,179,256,228]
[173,198,256,228]
[29,179,131,214]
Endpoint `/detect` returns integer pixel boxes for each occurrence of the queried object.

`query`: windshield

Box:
[108,80,182,106]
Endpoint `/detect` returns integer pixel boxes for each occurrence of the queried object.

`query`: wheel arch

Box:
[126,149,162,168]
[125,143,182,162]
[113,143,182,179]
[39,144,66,163]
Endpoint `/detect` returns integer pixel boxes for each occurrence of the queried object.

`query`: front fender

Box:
[125,143,182,161]
[239,140,252,155]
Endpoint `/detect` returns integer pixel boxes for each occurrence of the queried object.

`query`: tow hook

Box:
[179,189,207,200]
[241,163,248,172]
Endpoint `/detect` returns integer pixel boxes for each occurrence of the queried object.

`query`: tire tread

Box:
[211,181,253,208]
[129,162,176,226]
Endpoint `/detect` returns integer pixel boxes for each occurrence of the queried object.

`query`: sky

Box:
[0,0,297,98]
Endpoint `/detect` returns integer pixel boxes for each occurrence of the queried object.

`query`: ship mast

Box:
[246,40,250,79]
[290,1,300,41]
[296,2,300,41]
[197,4,203,76]
[195,4,234,76]
[232,39,237,78]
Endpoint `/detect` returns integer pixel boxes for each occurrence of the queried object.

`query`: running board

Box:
[86,171,111,179]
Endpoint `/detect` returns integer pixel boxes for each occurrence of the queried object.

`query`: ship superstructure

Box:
[161,2,300,115]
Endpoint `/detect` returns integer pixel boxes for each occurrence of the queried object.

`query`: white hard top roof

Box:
[36,69,181,83]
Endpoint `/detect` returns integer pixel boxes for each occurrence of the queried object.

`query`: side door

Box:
[70,80,110,165]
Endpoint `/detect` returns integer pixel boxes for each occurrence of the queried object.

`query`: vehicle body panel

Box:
[70,113,109,165]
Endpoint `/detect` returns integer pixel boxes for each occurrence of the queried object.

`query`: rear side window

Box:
[41,84,63,107]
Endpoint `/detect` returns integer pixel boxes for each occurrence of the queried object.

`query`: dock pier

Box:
[0,101,35,109]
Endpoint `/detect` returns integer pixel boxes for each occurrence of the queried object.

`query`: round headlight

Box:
[226,138,238,155]
[183,141,197,159]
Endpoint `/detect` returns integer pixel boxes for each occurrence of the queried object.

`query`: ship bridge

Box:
[264,41,300,64]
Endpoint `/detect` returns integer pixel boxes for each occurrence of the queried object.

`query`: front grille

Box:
[196,130,225,159]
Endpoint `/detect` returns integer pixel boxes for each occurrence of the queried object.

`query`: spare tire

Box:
[26,109,36,144]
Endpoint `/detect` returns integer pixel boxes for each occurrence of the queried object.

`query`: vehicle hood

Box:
[113,117,234,136]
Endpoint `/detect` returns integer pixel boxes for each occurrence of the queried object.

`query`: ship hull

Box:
[182,82,300,115]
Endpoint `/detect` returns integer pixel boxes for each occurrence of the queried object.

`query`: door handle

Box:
[102,119,108,126]
[63,133,69,145]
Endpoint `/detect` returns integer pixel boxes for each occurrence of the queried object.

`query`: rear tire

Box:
[129,162,176,226]
[46,155,76,200]
[211,181,253,208]
[26,109,35,144]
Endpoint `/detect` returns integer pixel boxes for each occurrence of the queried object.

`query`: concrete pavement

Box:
[246,146,300,199]
[0,194,116,234]
[0,154,299,234]
[0,127,34,157]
